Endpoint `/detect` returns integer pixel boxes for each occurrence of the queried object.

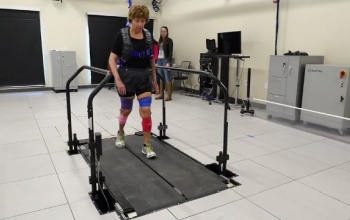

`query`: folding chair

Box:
[172,61,191,95]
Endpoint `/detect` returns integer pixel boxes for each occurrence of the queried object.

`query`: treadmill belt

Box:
[82,138,186,216]
[125,135,228,200]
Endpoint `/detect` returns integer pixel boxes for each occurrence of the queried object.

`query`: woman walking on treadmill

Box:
[108,5,159,159]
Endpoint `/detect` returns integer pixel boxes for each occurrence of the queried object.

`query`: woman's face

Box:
[131,18,146,31]
[161,28,168,38]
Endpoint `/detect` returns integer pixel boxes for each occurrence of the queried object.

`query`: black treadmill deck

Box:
[82,134,229,218]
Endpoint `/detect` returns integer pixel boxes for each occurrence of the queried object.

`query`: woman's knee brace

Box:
[139,97,152,132]
[119,114,128,125]
[121,98,133,110]
[142,117,152,132]
[119,98,133,125]
[138,96,152,108]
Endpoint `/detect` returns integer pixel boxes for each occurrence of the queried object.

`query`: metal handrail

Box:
[66,65,110,154]
[87,73,113,143]
[66,65,230,175]
[156,65,230,175]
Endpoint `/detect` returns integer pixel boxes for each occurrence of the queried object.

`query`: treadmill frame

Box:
[65,65,238,218]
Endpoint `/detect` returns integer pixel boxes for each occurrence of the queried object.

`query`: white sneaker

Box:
[115,132,125,148]
[142,144,157,159]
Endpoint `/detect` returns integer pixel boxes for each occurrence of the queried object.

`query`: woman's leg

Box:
[164,67,173,101]
[118,97,134,134]
[155,59,166,100]
[115,96,134,148]
[138,92,156,159]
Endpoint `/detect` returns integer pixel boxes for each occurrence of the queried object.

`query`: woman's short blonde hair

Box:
[128,5,149,22]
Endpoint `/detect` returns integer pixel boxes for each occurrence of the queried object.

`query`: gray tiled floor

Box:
[1,89,350,220]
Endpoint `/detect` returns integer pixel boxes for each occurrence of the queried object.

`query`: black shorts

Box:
[117,67,152,97]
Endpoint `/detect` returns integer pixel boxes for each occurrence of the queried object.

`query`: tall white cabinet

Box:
[301,65,350,135]
[266,55,324,123]
[50,51,78,92]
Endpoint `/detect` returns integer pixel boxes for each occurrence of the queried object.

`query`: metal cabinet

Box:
[267,55,324,123]
[301,65,350,134]
[50,51,78,92]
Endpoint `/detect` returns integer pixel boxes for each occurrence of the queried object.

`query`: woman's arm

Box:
[108,53,121,82]
[167,38,173,66]
[109,52,126,95]
[151,58,159,94]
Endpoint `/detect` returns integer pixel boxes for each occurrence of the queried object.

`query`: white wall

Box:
[3,0,350,93]
[159,0,350,101]
[0,0,158,87]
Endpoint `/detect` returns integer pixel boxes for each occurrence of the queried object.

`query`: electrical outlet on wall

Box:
[264,82,268,89]
[244,80,247,86]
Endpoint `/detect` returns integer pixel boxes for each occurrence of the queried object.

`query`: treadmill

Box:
[65,65,240,219]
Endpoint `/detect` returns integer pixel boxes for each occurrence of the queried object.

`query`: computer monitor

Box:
[217,31,241,54]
